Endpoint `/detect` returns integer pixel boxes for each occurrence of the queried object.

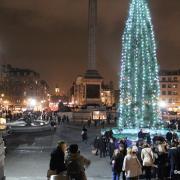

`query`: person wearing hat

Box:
[49,141,67,174]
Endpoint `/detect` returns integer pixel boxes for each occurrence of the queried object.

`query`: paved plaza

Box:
[5,123,113,180]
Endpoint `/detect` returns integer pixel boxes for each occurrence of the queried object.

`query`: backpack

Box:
[67,159,84,180]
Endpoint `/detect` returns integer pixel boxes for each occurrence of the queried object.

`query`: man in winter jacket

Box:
[168,142,177,179]
[49,141,67,174]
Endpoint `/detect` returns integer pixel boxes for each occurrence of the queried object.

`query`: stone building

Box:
[0,64,49,108]
[159,69,180,111]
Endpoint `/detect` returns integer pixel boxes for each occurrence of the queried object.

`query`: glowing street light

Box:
[28,98,37,107]
[158,100,167,108]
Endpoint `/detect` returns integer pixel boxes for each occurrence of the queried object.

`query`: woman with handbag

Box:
[141,144,154,180]
[122,147,142,180]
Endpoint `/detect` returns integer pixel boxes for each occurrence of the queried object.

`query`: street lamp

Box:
[27,98,37,109]
[158,100,167,108]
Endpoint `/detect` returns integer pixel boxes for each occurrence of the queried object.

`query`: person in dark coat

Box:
[87,118,91,128]
[50,120,56,130]
[173,144,180,179]
[146,133,151,145]
[157,150,169,179]
[166,130,173,144]
[109,138,115,162]
[176,144,180,171]
[112,149,125,180]
[58,116,61,125]
[168,142,177,179]
[138,129,144,140]
[99,136,106,158]
[81,126,88,143]
[172,131,178,143]
[93,136,100,155]
[136,141,144,179]
[49,141,67,174]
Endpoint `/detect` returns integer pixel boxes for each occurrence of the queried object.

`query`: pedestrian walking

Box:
[81,126,88,143]
[168,142,177,179]
[99,135,106,158]
[112,149,125,180]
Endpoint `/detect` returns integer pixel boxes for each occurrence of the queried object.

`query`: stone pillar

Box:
[0,136,5,180]
[88,0,97,70]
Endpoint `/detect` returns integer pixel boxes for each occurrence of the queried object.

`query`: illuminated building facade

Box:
[159,69,180,111]
[101,82,115,106]
[0,64,49,108]
[71,76,114,106]
[71,75,102,106]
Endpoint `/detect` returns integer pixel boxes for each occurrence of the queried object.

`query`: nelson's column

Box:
[83,0,103,105]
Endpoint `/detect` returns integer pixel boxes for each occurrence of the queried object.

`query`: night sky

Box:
[0,0,179,92]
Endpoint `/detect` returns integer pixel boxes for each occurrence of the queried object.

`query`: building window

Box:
[162,91,166,95]
[168,84,172,88]
[172,84,178,88]
[169,99,172,103]
[168,77,172,81]
[172,91,178,95]
[174,77,178,81]
[171,99,177,103]
[168,91,172,95]
[162,84,166,88]
[162,77,166,81]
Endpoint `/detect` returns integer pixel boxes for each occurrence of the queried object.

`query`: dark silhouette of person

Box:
[49,141,67,174]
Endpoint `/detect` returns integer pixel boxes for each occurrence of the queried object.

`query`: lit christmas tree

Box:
[118,0,162,129]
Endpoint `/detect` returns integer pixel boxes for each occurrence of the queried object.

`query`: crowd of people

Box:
[49,114,70,130]
[92,129,180,180]
[46,118,180,180]
[48,126,180,180]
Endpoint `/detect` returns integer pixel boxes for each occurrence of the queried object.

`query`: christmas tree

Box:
[118,0,162,129]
